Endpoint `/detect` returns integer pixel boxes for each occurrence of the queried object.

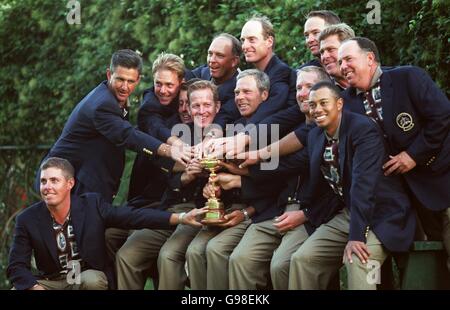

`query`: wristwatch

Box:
[241,208,250,221]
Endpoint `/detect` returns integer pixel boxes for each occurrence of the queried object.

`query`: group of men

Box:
[7,10,449,290]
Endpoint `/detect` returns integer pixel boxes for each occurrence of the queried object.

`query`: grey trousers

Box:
[186,218,250,290]
[33,269,108,290]
[229,204,309,289]
[289,208,388,290]
[115,203,196,290]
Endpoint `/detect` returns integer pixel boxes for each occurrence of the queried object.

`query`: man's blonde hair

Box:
[152,52,185,81]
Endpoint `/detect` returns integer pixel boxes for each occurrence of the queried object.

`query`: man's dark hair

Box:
[310,81,342,99]
[40,157,75,180]
[214,33,242,58]
[306,10,341,25]
[347,37,381,63]
[180,78,203,92]
[110,49,143,75]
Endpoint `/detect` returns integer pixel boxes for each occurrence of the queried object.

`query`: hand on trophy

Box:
[181,158,207,185]
[178,207,209,227]
[203,181,221,199]
[215,210,246,228]
[209,173,241,190]
[203,132,250,159]
[186,158,205,177]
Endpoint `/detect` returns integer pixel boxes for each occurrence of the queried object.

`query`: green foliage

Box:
[0,0,448,288]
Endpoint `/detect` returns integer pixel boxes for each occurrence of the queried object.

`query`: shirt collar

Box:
[324,115,341,142]
[356,65,383,95]
[121,99,130,117]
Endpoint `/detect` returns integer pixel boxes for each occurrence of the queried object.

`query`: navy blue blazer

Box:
[247,55,297,125]
[342,66,450,211]
[7,193,173,290]
[41,81,162,203]
[298,58,322,70]
[127,113,184,205]
[247,55,300,141]
[137,69,195,142]
[137,87,178,142]
[303,111,415,252]
[249,111,415,251]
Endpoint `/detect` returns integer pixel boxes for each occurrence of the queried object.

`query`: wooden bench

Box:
[398,241,450,289]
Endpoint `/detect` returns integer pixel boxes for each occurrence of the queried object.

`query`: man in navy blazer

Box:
[338,37,450,267]
[288,82,415,289]
[240,15,297,125]
[139,35,241,144]
[9,157,204,290]
[254,10,342,136]
[191,33,242,128]
[203,16,298,160]
[37,49,191,203]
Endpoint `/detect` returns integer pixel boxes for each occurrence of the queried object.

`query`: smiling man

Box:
[301,10,341,68]
[184,69,278,290]
[138,52,188,146]
[339,37,450,270]
[9,157,204,290]
[239,15,296,122]
[287,82,415,289]
[116,81,223,290]
[191,33,242,128]
[234,69,269,119]
[36,49,191,203]
[318,23,355,89]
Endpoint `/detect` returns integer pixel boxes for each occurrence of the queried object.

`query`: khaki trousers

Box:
[289,208,388,290]
[105,202,161,263]
[229,204,309,289]
[116,203,196,290]
[186,213,250,290]
[35,269,107,290]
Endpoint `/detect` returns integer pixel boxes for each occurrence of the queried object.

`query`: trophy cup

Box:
[200,157,226,225]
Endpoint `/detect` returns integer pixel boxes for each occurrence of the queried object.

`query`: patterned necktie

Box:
[363,81,383,127]
[321,138,343,198]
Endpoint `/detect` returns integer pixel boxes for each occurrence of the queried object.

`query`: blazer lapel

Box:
[37,204,58,265]
[70,195,85,247]
[310,131,326,181]
[338,112,348,177]
[380,71,395,138]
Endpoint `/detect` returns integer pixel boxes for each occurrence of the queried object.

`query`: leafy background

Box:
[0,0,448,288]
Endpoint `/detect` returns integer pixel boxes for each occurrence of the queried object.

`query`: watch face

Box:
[242,209,249,221]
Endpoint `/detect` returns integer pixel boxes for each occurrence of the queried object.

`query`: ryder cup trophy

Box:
[200,157,226,225]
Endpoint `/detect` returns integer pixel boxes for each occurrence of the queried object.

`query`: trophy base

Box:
[201,218,227,225]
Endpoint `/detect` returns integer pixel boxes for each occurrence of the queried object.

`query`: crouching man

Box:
[8,157,204,290]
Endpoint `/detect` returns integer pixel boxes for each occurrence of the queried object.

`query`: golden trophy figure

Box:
[200,157,226,225]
